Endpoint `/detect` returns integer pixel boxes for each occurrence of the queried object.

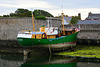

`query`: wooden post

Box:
[23,56,27,60]
[49,47,52,55]
[23,50,28,56]
[88,40,90,45]
[97,41,99,45]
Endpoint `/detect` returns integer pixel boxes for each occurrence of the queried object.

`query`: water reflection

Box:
[20,55,77,67]
[0,54,25,67]
[0,54,77,67]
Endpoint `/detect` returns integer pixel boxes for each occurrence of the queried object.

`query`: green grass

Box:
[57,45,100,58]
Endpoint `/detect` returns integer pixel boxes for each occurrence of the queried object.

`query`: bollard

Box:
[97,41,99,45]
[49,47,52,55]
[23,50,28,56]
[23,56,27,60]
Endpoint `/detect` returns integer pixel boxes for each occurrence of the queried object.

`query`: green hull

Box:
[17,32,78,47]
[20,55,77,67]
[20,62,77,67]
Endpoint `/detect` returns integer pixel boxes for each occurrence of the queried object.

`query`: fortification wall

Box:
[0,17,100,46]
[65,24,100,39]
[0,17,61,40]
[0,17,100,40]
[78,24,100,39]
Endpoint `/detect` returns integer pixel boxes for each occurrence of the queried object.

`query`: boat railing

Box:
[18,30,33,34]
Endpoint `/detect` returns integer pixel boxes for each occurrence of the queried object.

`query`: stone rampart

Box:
[0,17,100,40]
[0,17,61,40]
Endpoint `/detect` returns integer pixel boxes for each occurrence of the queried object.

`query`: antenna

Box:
[51,21,52,27]
[61,5,63,13]
[31,8,33,15]
[61,5,65,35]
[32,11,33,15]
[47,18,50,28]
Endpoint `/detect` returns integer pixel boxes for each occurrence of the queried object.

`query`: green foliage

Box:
[3,8,53,19]
[0,16,2,17]
[35,16,46,20]
[70,16,80,24]
[10,8,31,17]
[15,8,29,14]
[10,13,17,17]
[33,9,54,17]
[3,15,9,17]
[57,45,100,58]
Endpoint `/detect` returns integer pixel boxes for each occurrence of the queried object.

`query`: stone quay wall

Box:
[0,17,61,40]
[65,24,100,45]
[0,17,100,45]
[66,24,100,39]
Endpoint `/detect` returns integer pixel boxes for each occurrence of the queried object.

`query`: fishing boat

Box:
[17,12,80,49]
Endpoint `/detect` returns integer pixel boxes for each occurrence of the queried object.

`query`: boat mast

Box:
[47,18,50,28]
[62,13,65,35]
[32,11,35,32]
[61,5,65,35]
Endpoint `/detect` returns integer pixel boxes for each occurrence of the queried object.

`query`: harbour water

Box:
[0,53,100,67]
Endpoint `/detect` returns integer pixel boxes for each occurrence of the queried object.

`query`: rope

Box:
[33,17,40,31]
[65,16,74,28]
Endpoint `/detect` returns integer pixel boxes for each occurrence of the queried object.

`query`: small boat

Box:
[17,12,80,49]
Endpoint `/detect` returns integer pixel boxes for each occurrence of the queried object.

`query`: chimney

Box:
[89,12,92,16]
[78,13,81,20]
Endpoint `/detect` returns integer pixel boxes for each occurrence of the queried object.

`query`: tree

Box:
[3,8,54,19]
[0,15,2,17]
[10,13,17,17]
[33,9,54,17]
[35,16,46,20]
[14,8,31,17]
[15,8,29,14]
[3,15,9,17]
[70,16,79,24]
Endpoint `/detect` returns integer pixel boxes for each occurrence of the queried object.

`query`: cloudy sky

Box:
[0,0,100,19]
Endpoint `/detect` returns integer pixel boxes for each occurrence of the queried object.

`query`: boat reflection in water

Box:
[20,55,77,67]
[0,53,77,67]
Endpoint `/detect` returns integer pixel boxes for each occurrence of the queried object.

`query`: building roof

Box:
[63,17,72,25]
[77,20,100,24]
[86,12,100,20]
